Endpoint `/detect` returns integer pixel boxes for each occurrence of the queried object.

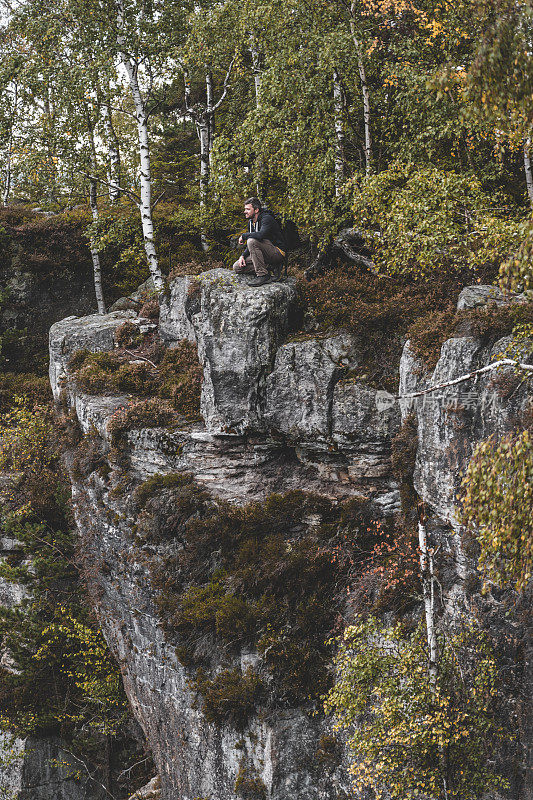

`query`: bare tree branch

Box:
[117,756,151,784]
[397,358,533,400]
[75,168,140,204]
[213,56,236,111]
[150,189,166,211]
[124,349,157,368]
[60,750,116,800]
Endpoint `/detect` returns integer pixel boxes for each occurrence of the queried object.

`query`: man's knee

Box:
[248,237,259,250]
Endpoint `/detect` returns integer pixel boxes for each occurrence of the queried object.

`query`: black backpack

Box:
[280,217,302,279]
[257,206,302,279]
[261,205,301,252]
[280,218,302,252]
[268,212,301,252]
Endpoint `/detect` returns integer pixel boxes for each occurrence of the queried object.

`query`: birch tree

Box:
[466,0,533,204]
[0,80,18,205]
[0,0,116,308]
[84,102,106,314]
[524,135,533,206]
[325,496,512,799]
[333,69,345,194]
[417,499,437,686]
[100,93,121,203]
[179,1,238,249]
[115,0,163,291]
[250,40,262,108]
[348,2,373,174]
[183,60,235,250]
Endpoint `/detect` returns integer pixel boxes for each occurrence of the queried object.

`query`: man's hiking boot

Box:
[247,274,270,286]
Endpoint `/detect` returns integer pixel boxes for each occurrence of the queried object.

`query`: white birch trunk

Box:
[117,2,163,292]
[2,82,17,206]
[102,100,121,203]
[250,44,261,108]
[184,63,233,252]
[524,136,533,206]
[333,69,345,196]
[250,46,262,193]
[84,102,106,314]
[350,4,373,175]
[198,73,214,252]
[44,85,57,204]
[89,178,106,314]
[183,70,209,250]
[198,116,210,252]
[3,150,11,207]
[418,500,449,798]
[206,71,214,152]
[417,503,438,687]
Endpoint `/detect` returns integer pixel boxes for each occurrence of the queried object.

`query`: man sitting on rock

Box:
[233,197,286,286]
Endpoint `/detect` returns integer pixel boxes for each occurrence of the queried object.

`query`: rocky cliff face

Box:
[49,273,532,800]
[0,222,95,369]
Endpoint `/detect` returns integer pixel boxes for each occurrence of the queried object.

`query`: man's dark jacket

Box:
[242,211,286,258]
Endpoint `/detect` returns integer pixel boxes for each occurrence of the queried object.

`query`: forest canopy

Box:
[0,0,532,297]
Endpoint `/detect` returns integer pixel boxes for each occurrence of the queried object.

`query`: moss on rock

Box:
[69,338,203,422]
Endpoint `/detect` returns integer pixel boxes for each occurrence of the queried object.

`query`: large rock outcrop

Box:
[53,270,401,507]
[47,269,407,800]
[399,307,532,529]
[48,274,532,800]
[0,221,96,370]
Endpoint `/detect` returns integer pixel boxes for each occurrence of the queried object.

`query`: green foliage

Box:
[0,399,131,765]
[325,617,511,800]
[0,398,51,473]
[460,429,533,591]
[346,163,523,278]
[0,374,51,412]
[499,218,533,295]
[466,0,533,143]
[176,581,256,643]
[92,206,151,298]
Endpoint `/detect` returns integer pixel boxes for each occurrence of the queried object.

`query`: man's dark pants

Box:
[233,238,284,277]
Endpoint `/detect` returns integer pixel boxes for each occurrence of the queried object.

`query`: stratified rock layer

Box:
[49,276,533,800]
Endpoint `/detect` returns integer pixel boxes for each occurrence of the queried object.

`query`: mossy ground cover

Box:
[69,336,203,423]
[292,259,533,389]
[407,301,533,370]
[129,473,418,726]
